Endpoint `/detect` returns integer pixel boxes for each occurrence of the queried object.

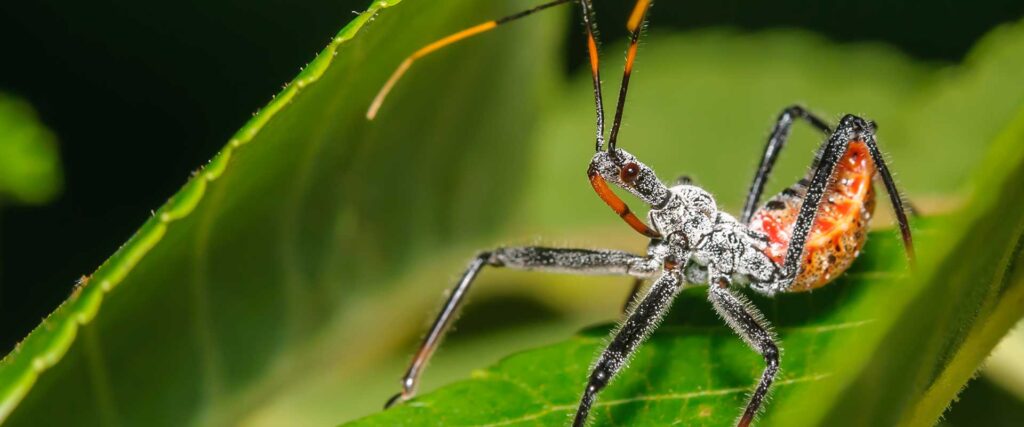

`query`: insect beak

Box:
[587,163,661,239]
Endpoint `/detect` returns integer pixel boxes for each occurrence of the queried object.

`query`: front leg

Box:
[574,269,683,427]
[708,283,780,427]
[386,247,662,408]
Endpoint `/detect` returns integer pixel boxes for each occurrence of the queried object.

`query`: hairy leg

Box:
[386,246,661,407]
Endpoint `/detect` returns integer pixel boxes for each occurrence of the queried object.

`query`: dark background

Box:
[1,0,1022,353]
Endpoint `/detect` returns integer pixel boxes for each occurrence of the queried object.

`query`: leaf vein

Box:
[475,373,832,426]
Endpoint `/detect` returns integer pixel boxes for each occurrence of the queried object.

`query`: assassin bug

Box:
[367,0,915,425]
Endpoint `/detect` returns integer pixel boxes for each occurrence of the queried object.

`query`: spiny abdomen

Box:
[749,141,877,292]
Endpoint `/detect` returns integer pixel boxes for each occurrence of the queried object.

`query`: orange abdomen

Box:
[749,141,877,291]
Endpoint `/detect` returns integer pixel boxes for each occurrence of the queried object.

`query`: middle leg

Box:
[386,246,661,408]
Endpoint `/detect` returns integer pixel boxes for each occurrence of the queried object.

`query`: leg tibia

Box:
[707,285,780,427]
[387,246,659,409]
[573,271,682,426]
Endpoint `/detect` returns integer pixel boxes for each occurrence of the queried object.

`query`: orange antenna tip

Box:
[626,0,650,32]
[366,22,496,120]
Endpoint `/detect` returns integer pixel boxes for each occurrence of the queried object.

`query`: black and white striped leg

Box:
[574,270,683,427]
[708,283,779,427]
[385,247,661,409]
[741,105,832,224]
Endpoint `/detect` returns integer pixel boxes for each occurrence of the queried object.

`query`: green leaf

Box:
[0,0,563,425]
[0,94,61,205]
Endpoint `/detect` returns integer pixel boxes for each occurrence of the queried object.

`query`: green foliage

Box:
[0,0,562,425]
[2,0,1023,426]
[0,94,61,205]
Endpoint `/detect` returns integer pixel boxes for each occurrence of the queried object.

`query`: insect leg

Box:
[741,106,831,224]
[385,247,661,408]
[773,115,859,289]
[574,268,682,427]
[606,0,653,152]
[862,129,916,260]
[708,283,779,427]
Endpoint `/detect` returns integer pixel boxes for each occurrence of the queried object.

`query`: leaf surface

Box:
[0,1,563,425]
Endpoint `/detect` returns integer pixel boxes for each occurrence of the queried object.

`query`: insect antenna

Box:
[607,0,652,152]
[366,0,574,120]
[585,0,660,239]
[578,0,607,152]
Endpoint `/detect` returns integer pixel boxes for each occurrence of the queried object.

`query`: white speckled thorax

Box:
[649,185,781,295]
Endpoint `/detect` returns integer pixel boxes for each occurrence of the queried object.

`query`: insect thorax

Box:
[650,185,781,293]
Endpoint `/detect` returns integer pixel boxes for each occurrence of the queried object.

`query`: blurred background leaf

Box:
[983,323,1024,403]
[945,323,1024,427]
[941,375,1024,427]
[0,0,1023,426]
[0,94,61,206]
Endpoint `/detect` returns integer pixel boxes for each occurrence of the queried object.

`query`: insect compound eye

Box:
[619,162,641,184]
